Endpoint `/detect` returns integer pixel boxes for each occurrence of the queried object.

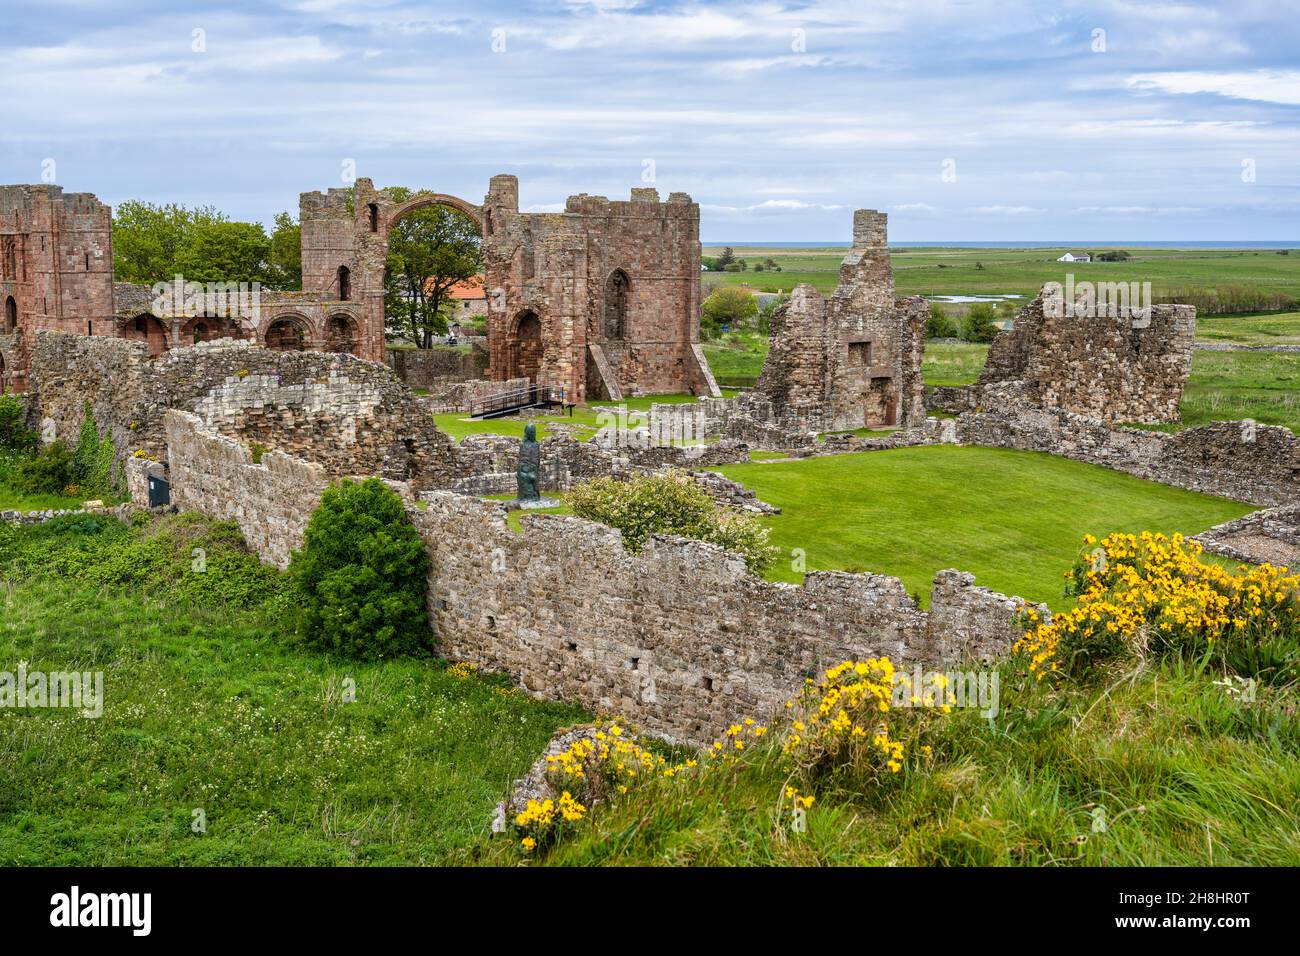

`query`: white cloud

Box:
[1127,70,1300,106]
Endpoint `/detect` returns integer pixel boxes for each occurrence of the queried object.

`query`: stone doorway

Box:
[511,310,543,383]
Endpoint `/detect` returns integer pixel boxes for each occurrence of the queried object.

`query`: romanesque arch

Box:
[325,312,360,355]
[386,193,484,233]
[3,296,16,333]
[263,315,311,352]
[122,314,169,357]
[509,309,543,383]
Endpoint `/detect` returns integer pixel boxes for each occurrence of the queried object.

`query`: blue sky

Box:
[1,0,1297,241]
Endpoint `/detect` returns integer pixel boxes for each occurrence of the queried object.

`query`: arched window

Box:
[265,317,308,352]
[192,322,208,344]
[368,203,379,232]
[603,270,629,340]
[337,266,351,301]
[2,296,15,333]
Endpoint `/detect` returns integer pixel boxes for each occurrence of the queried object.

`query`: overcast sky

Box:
[2,0,1297,241]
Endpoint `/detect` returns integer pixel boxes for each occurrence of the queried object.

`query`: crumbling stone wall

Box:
[385,343,488,389]
[29,331,462,490]
[412,492,1038,745]
[975,290,1195,423]
[1194,504,1300,567]
[164,411,327,569]
[752,210,926,432]
[955,407,1300,506]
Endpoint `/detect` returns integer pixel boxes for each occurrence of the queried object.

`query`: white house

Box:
[1057,251,1092,263]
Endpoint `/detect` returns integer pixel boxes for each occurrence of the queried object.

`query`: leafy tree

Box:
[111,201,228,283]
[382,187,482,349]
[925,303,958,339]
[173,219,273,286]
[716,247,736,270]
[962,303,1000,343]
[269,211,302,289]
[289,478,431,660]
[758,293,788,335]
[701,286,759,338]
[569,471,777,573]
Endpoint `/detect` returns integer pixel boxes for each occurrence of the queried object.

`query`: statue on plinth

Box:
[516,423,541,502]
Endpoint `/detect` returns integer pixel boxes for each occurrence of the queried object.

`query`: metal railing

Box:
[469,384,566,419]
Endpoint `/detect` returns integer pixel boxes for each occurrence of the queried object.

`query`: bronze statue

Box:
[516,423,541,501]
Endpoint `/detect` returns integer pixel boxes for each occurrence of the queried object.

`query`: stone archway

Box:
[264,315,310,352]
[385,193,485,233]
[122,314,169,357]
[509,310,543,383]
[603,269,629,340]
[325,313,360,355]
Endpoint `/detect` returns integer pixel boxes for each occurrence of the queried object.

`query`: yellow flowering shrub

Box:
[1015,532,1300,679]
[781,658,947,783]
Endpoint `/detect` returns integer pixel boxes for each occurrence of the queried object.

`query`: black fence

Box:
[469,384,566,419]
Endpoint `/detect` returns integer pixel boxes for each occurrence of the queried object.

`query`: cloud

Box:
[1127,69,1300,106]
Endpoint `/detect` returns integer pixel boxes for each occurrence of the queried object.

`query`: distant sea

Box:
[702,240,1299,249]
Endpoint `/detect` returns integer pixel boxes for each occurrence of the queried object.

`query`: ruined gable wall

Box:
[977,293,1195,423]
[0,186,115,391]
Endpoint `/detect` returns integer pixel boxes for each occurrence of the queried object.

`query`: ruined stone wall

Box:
[1194,504,1300,567]
[0,185,115,392]
[29,331,464,490]
[412,492,1037,745]
[955,407,1300,506]
[976,291,1195,423]
[164,411,327,569]
[386,344,488,389]
[753,210,926,432]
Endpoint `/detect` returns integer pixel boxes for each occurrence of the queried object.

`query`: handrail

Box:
[469,383,566,419]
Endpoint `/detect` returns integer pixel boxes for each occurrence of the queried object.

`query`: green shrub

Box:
[0,393,36,452]
[288,478,431,660]
[701,287,759,338]
[72,404,118,499]
[568,471,778,573]
[12,440,76,496]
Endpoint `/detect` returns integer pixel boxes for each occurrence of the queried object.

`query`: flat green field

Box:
[706,246,1300,300]
[717,446,1253,608]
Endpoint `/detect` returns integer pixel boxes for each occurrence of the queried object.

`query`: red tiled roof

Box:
[426,275,487,299]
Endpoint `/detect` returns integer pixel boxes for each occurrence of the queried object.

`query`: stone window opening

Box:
[848,340,873,367]
[603,269,630,340]
[84,252,90,270]
[3,296,15,333]
[367,203,379,233]
[337,265,351,301]
[192,322,208,344]
[86,320,92,336]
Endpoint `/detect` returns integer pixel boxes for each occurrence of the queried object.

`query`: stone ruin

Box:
[746,209,927,433]
[969,286,1195,424]
[1,175,719,408]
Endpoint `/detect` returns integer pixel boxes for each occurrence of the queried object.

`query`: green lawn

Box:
[0,514,586,865]
[717,446,1253,608]
[0,485,87,512]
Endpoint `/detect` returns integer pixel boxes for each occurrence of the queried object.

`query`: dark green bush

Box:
[12,440,76,496]
[0,394,36,452]
[288,478,431,660]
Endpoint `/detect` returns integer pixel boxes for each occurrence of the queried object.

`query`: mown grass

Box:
[716,446,1253,607]
[497,656,1300,866]
[0,514,586,865]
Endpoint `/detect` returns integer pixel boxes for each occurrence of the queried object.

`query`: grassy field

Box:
[705,246,1300,299]
[2,497,1295,867]
[1196,310,1300,346]
[0,514,586,865]
[717,446,1253,608]
[499,654,1300,866]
